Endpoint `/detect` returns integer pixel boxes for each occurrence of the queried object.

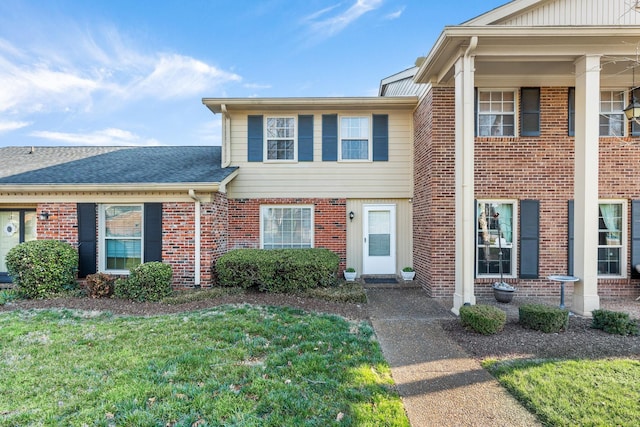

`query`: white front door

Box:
[363,204,396,275]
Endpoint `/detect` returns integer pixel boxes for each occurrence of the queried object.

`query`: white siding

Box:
[500,0,640,26]
[226,110,414,199]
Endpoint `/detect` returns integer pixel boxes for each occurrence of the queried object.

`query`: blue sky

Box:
[0,0,507,147]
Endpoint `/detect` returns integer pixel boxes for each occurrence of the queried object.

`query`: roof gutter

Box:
[0,182,223,193]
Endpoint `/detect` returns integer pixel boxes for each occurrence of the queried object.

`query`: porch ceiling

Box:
[417,26,640,87]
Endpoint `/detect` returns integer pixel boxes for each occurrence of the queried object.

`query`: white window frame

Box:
[264,116,297,162]
[598,199,627,278]
[98,204,144,274]
[476,199,518,279]
[338,115,371,162]
[599,90,626,137]
[260,205,314,249]
[477,89,517,137]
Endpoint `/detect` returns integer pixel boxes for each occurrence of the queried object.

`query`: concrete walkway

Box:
[366,287,541,427]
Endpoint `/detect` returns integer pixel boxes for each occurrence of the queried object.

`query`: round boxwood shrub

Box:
[114,262,173,302]
[459,304,507,335]
[5,239,78,299]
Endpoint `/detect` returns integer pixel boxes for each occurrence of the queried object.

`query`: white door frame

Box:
[362,204,396,275]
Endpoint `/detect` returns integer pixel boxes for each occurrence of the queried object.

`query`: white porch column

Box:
[573,55,601,316]
[452,46,476,315]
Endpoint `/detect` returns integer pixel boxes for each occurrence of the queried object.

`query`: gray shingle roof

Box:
[0,146,237,185]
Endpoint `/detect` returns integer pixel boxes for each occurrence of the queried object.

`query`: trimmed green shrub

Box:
[114,262,173,302]
[592,309,639,336]
[85,273,115,299]
[5,239,78,298]
[459,304,507,335]
[519,303,569,333]
[215,248,340,292]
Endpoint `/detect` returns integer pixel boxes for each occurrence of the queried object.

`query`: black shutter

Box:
[631,200,640,278]
[568,88,575,137]
[519,200,540,278]
[298,115,314,161]
[247,115,263,162]
[631,89,640,137]
[144,203,162,263]
[372,114,389,161]
[322,114,338,161]
[568,200,574,276]
[77,203,97,278]
[521,88,540,137]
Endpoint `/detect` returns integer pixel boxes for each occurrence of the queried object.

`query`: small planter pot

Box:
[401,271,415,281]
[492,282,516,303]
[344,271,357,282]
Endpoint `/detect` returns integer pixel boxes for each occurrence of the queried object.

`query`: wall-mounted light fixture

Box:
[39,212,50,221]
[348,211,355,222]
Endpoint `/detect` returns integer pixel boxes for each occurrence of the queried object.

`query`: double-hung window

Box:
[261,205,313,249]
[340,116,370,161]
[100,204,143,272]
[476,200,517,277]
[598,201,626,276]
[600,90,625,136]
[477,90,515,137]
[266,117,296,161]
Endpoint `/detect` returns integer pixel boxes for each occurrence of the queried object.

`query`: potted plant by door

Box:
[344,267,357,282]
[401,267,415,281]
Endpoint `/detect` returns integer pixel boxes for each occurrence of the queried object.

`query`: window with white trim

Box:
[476,200,517,277]
[99,204,143,272]
[340,116,370,160]
[598,200,626,277]
[600,90,625,136]
[266,117,296,161]
[477,90,515,136]
[261,206,313,249]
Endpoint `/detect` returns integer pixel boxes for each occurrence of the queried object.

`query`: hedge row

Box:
[215,248,339,292]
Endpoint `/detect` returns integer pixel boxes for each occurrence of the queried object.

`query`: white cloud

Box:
[384,7,405,20]
[128,54,241,100]
[0,27,241,116]
[30,128,162,147]
[0,120,30,134]
[305,0,383,40]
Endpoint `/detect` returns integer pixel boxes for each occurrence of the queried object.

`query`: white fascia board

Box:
[0,182,222,193]
[202,97,418,113]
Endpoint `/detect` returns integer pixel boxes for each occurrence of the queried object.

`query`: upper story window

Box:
[600,90,625,137]
[477,90,515,137]
[266,117,296,161]
[340,116,370,161]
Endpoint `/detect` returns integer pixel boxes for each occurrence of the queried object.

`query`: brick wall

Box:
[228,197,347,269]
[37,203,78,246]
[416,86,640,299]
[33,196,230,289]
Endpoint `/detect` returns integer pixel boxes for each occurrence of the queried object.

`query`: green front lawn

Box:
[0,306,408,426]
[484,358,640,426]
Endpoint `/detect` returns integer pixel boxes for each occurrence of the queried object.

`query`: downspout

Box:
[188,189,202,287]
[221,104,231,168]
